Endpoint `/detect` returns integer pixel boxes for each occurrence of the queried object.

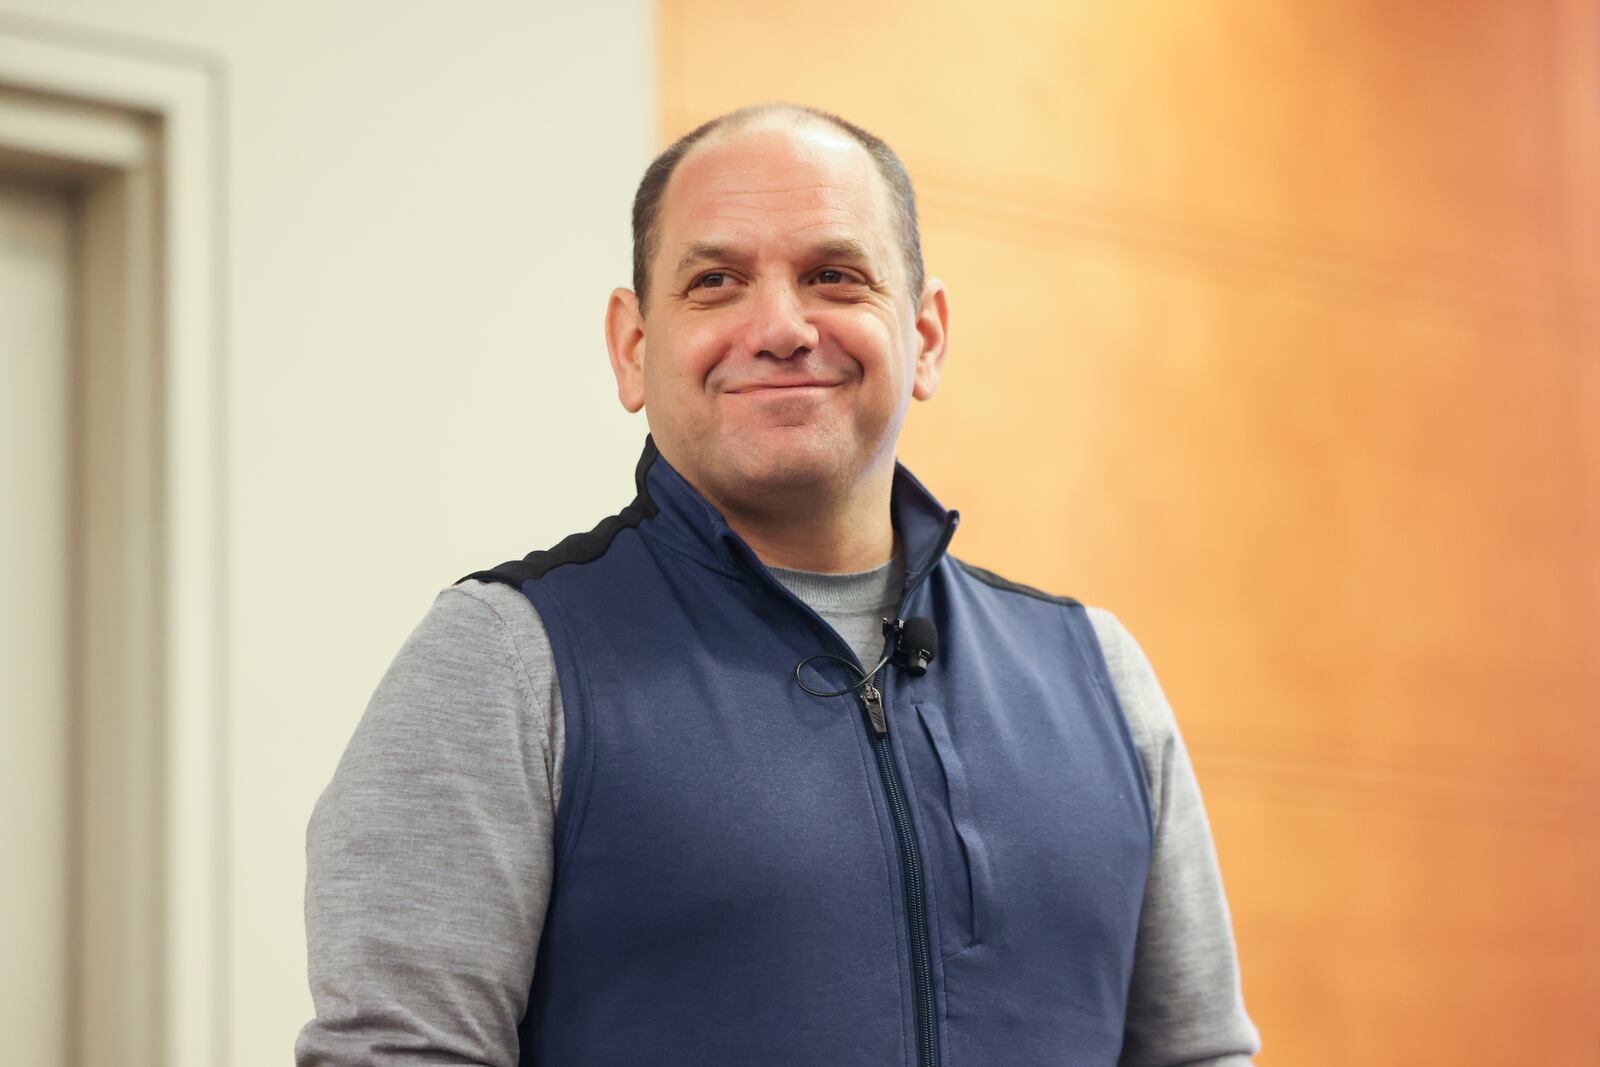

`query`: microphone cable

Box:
[794,616,936,698]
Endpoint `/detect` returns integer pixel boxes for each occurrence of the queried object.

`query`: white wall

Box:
[0,2,654,1062]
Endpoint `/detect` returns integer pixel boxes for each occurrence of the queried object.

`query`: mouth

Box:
[725,381,844,394]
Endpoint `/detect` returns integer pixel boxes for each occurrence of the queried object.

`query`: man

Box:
[297,103,1260,1066]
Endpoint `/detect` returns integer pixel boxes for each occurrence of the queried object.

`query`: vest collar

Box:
[630,434,960,591]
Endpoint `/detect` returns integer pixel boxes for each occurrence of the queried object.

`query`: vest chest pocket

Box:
[910,701,993,962]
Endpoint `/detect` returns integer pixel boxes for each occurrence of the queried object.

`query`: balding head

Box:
[601,101,951,534]
[631,103,924,314]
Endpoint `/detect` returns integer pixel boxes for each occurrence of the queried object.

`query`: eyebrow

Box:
[673,237,879,277]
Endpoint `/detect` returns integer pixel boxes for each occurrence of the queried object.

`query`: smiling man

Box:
[604,112,946,574]
[297,104,1261,1067]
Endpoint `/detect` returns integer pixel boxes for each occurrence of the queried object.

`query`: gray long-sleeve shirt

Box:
[297,550,1260,1066]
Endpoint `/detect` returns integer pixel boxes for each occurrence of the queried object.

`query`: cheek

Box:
[821,311,900,378]
[645,323,724,395]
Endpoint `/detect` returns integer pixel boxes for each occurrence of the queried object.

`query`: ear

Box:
[910,278,949,402]
[605,287,646,413]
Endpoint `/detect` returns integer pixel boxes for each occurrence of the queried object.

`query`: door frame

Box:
[0,16,226,1067]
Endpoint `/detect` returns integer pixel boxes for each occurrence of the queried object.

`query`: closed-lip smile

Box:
[726,381,842,394]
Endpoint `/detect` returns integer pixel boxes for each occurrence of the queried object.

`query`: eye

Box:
[691,271,731,290]
[815,268,853,285]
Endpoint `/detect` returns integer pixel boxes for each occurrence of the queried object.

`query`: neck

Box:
[701,462,898,574]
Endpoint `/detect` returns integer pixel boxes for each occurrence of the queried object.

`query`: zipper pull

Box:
[859,681,887,737]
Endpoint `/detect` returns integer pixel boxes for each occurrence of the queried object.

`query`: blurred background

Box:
[1,2,1595,1065]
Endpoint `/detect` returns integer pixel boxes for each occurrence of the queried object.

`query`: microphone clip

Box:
[883,615,936,676]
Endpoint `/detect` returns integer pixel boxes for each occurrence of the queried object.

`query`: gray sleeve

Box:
[1084,606,1262,1067]
[295,580,562,1066]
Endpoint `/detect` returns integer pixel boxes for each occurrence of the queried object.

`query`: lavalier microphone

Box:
[794,615,940,698]
[892,616,938,675]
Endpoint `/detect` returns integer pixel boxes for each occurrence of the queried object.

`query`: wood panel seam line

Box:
[916,181,1564,343]
[1189,747,1598,822]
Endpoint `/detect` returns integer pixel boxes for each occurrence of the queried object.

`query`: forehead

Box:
[658,120,897,263]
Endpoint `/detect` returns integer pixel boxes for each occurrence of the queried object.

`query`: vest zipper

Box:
[720,526,956,1067]
[860,676,941,1067]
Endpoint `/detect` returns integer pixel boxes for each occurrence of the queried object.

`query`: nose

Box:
[736,280,820,361]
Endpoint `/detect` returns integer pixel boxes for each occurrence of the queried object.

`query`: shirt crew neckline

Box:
[764,539,907,619]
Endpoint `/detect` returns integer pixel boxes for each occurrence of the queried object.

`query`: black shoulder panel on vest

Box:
[952,556,1082,608]
[453,438,662,591]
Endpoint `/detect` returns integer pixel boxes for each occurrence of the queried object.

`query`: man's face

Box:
[606,118,947,514]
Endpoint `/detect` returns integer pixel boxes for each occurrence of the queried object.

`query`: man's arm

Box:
[1085,607,1262,1067]
[295,584,562,1066]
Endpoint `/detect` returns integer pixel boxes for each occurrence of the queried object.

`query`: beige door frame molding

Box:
[0,18,225,1067]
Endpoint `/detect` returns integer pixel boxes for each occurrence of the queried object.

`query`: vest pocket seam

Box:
[914,701,990,962]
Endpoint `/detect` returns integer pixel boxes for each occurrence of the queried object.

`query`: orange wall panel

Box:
[659,1,1600,1062]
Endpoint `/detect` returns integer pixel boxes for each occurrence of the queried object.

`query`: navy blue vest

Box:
[459,436,1153,1066]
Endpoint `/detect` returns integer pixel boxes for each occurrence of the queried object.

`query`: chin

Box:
[738,449,838,488]
[725,431,854,494]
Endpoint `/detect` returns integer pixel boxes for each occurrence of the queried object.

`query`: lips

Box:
[726,381,842,393]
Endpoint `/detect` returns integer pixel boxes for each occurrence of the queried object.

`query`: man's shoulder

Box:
[442,575,542,620]
[944,557,1170,759]
[397,578,555,690]
[947,555,1084,610]
[944,554,1131,648]
[440,576,548,639]
[453,494,653,590]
